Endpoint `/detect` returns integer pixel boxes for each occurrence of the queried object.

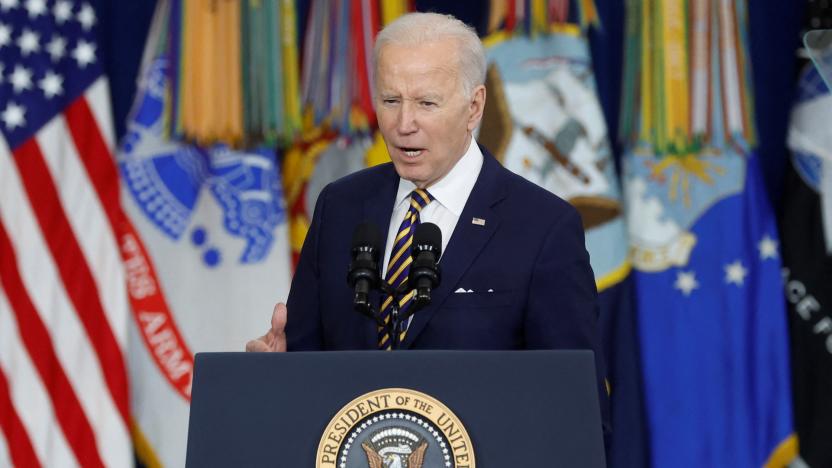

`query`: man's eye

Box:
[421,101,436,107]
[383,99,399,105]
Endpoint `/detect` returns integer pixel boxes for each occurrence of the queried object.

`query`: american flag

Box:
[0,0,132,466]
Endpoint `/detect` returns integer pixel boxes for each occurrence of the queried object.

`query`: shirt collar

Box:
[393,137,484,216]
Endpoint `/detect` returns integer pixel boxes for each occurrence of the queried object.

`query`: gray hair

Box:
[373,12,486,98]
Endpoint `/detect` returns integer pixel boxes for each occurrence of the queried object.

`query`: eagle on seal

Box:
[361,440,427,468]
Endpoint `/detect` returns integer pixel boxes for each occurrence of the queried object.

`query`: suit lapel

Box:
[361,163,399,348]
[401,151,507,348]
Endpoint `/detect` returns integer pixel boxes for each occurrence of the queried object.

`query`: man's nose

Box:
[396,101,418,135]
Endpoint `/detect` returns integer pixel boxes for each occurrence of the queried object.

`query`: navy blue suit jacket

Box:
[285,150,608,426]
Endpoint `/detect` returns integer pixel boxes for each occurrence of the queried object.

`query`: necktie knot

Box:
[410,189,433,212]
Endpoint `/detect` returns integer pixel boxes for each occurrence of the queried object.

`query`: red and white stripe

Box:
[0,404,14,467]
[0,78,132,467]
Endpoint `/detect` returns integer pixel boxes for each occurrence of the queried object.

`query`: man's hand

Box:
[245,302,287,352]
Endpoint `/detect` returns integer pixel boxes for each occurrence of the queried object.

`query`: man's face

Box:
[375,40,485,188]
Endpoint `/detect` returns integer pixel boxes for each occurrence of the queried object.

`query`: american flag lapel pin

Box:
[472,217,485,226]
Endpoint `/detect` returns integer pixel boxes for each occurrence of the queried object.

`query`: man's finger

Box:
[272,302,287,332]
[272,302,287,352]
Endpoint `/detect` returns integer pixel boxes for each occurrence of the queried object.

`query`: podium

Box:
[185,350,606,467]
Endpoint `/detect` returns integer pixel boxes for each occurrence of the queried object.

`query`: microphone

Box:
[410,222,442,307]
[347,222,382,317]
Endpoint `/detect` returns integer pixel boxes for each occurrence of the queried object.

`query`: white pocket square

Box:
[454,288,474,293]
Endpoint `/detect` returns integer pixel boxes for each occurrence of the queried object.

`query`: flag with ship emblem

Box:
[479,2,648,465]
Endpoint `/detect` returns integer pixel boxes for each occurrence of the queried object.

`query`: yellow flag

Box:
[659,0,690,152]
[381,0,408,26]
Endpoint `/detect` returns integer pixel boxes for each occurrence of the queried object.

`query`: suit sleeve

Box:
[285,184,328,350]
[524,205,611,441]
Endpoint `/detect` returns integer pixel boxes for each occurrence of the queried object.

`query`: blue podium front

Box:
[185,350,605,467]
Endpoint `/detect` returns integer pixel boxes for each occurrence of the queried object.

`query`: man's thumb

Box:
[272,302,288,334]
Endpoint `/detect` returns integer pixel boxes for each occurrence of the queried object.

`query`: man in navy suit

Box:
[246,12,606,423]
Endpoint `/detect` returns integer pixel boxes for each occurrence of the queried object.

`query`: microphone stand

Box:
[351,222,440,349]
[357,282,428,350]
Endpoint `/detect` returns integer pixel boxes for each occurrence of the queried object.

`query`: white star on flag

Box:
[53,0,72,23]
[758,235,779,260]
[9,65,33,93]
[0,63,4,83]
[77,3,96,30]
[0,22,11,48]
[1,101,25,129]
[674,270,699,296]
[39,70,63,98]
[24,0,45,18]
[72,39,96,68]
[46,35,67,61]
[724,260,748,286]
[16,28,39,56]
[0,0,18,11]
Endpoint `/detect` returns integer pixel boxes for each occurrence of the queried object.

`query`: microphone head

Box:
[351,222,383,252]
[414,222,442,257]
[348,222,382,292]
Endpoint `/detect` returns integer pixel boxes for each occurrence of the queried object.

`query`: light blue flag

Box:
[483,30,648,467]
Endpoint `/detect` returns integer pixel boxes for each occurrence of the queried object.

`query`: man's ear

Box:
[467,84,487,132]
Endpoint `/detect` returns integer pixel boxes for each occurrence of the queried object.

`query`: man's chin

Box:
[392,162,425,181]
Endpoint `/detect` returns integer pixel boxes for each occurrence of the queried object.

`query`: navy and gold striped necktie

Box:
[378,188,434,350]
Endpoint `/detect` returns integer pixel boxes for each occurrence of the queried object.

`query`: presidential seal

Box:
[317,388,475,468]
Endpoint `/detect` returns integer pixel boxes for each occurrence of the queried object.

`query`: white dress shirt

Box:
[381,137,484,277]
